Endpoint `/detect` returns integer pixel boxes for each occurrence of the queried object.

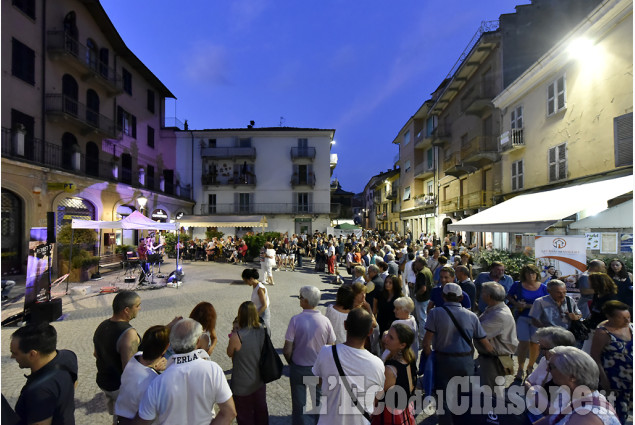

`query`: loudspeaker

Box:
[30,298,62,325]
[47,212,56,244]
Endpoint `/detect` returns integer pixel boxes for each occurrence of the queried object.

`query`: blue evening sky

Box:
[101,0,525,193]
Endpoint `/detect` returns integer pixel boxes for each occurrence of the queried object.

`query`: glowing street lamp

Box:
[137,195,148,214]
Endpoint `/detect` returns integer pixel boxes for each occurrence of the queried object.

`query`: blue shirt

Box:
[429,285,472,310]
[474,272,514,312]
[508,281,549,317]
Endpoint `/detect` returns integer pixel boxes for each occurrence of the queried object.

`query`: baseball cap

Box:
[442,282,462,297]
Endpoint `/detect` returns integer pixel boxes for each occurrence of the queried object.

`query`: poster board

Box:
[535,235,587,301]
[25,227,52,309]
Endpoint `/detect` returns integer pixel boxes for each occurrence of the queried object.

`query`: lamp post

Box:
[137,195,148,215]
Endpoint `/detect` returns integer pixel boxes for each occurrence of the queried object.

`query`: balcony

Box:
[198,203,337,215]
[460,84,498,116]
[330,153,338,169]
[47,31,122,95]
[373,192,382,205]
[500,128,525,152]
[431,126,452,147]
[461,135,499,168]
[45,94,117,138]
[201,146,256,159]
[414,194,436,208]
[443,152,474,178]
[377,211,388,221]
[386,188,398,200]
[439,190,495,214]
[290,147,316,160]
[1,127,193,201]
[291,173,315,188]
[414,160,435,179]
[201,173,256,187]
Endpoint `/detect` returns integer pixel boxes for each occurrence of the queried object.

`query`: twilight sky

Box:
[101,0,525,193]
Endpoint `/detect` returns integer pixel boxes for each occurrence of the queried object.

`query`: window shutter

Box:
[548,146,557,181]
[557,143,567,180]
[511,162,517,191]
[547,83,554,115]
[614,113,633,167]
[116,106,123,128]
[131,115,137,138]
[510,110,516,129]
[518,160,523,189]
[234,193,239,213]
[308,192,313,213]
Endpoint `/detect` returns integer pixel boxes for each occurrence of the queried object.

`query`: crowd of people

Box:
[6,229,633,425]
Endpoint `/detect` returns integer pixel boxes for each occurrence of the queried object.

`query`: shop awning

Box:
[570,199,633,229]
[448,176,633,233]
[177,215,268,228]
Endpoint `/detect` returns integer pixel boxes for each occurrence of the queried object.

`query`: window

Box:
[402,186,411,201]
[147,126,155,148]
[122,67,132,95]
[403,130,411,145]
[85,142,99,177]
[86,89,99,127]
[13,0,35,19]
[614,113,633,167]
[62,74,78,116]
[117,107,136,138]
[404,160,411,173]
[511,160,524,191]
[547,75,566,116]
[163,169,174,194]
[296,192,312,213]
[208,138,216,147]
[147,89,155,113]
[511,106,523,129]
[12,38,35,85]
[425,116,437,137]
[237,193,252,213]
[238,138,251,147]
[426,148,434,170]
[298,138,308,148]
[548,143,567,182]
[121,153,132,184]
[86,38,98,70]
[99,48,109,78]
[208,194,216,214]
[426,181,433,195]
[147,165,155,190]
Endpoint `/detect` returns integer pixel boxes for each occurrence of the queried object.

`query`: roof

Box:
[83,1,175,98]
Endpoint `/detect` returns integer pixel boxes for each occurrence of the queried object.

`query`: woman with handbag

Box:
[507,264,548,382]
[227,301,269,425]
[372,323,417,425]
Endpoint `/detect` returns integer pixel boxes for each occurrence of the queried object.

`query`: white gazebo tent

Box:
[69,211,180,290]
[176,215,268,231]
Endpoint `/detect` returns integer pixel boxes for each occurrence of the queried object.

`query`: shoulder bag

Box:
[441,306,473,351]
[565,297,590,341]
[332,345,371,421]
[259,326,283,383]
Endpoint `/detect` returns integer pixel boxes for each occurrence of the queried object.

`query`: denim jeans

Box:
[289,363,320,425]
[414,299,429,341]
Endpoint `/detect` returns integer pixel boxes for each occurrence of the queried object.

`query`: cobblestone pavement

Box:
[0,259,437,425]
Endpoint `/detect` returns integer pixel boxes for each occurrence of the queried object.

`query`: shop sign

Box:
[47,182,75,192]
[151,209,168,222]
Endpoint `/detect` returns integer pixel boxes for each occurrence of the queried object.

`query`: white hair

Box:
[300,286,321,308]
[170,318,203,354]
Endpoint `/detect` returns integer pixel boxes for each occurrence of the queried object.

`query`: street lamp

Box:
[137,195,148,214]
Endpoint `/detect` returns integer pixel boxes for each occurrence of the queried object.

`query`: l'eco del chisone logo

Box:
[552,238,567,249]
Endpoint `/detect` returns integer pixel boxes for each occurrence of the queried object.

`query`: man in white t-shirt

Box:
[312,308,385,425]
[137,319,236,425]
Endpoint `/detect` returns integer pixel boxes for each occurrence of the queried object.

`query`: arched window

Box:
[86,38,98,70]
[63,12,78,55]
[86,89,99,127]
[85,142,99,177]
[57,197,95,236]
[62,74,78,116]
[121,153,132,184]
[61,132,79,170]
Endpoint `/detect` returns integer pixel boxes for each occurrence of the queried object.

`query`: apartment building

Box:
[484,0,633,249]
[362,169,399,231]
[174,127,338,236]
[1,0,194,274]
